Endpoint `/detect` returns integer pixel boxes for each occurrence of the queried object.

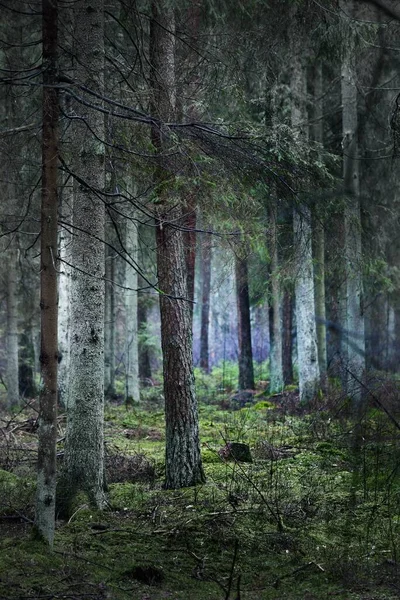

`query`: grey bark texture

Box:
[310,62,327,381]
[6,238,19,408]
[291,41,320,402]
[104,237,116,398]
[36,0,59,546]
[268,202,284,393]
[61,0,106,513]
[341,0,365,402]
[58,181,72,408]
[125,183,139,403]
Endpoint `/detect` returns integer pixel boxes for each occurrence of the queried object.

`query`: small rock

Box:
[229,390,255,410]
[218,442,253,463]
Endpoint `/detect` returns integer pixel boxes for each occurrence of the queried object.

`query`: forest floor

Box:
[1,372,400,599]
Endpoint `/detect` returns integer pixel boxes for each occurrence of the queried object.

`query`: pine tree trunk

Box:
[157,205,205,487]
[235,254,255,390]
[36,0,59,545]
[151,0,204,489]
[268,202,283,393]
[341,0,365,402]
[282,289,294,385]
[291,43,320,402]
[181,1,202,328]
[58,181,72,408]
[62,0,106,513]
[138,296,152,381]
[199,233,212,373]
[57,1,73,410]
[125,187,139,402]
[6,242,19,408]
[310,62,327,382]
[185,201,197,327]
[104,242,116,398]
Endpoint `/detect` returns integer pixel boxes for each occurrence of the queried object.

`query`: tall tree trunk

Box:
[36,0,59,546]
[57,0,73,410]
[138,295,152,381]
[235,253,255,390]
[125,186,139,402]
[58,181,72,408]
[181,0,202,328]
[6,241,19,408]
[282,289,294,385]
[310,62,327,382]
[185,202,197,326]
[62,0,106,513]
[104,241,116,398]
[291,46,320,402]
[341,0,365,402]
[268,202,284,393]
[199,233,212,373]
[150,0,205,489]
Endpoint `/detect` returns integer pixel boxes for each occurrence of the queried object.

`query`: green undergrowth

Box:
[1,388,400,599]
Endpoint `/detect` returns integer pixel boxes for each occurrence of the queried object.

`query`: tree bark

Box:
[125,184,139,402]
[58,181,72,408]
[104,239,116,398]
[235,253,255,390]
[150,0,205,489]
[268,202,284,393]
[199,233,212,373]
[282,289,294,385]
[138,295,152,381]
[341,0,365,402]
[62,0,106,513]
[291,41,320,402]
[36,0,59,546]
[310,62,327,382]
[6,240,19,408]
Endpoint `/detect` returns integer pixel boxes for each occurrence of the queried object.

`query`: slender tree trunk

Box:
[57,0,73,410]
[19,330,36,398]
[181,1,202,328]
[200,233,212,373]
[282,289,294,385]
[125,186,139,402]
[235,253,255,390]
[104,242,116,398]
[291,44,320,402]
[151,0,205,489]
[6,241,19,408]
[35,0,59,546]
[62,0,106,513]
[268,202,284,393]
[341,0,365,402]
[310,62,327,382]
[58,181,72,408]
[138,295,152,381]
[185,202,197,326]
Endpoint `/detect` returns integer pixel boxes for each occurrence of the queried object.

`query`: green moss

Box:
[253,400,276,410]
[201,449,222,464]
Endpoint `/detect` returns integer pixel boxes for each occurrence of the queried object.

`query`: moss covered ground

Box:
[1,374,400,599]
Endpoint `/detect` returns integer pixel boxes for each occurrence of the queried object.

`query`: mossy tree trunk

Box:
[61,0,106,513]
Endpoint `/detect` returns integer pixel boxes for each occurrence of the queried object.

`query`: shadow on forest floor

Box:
[1,376,400,599]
